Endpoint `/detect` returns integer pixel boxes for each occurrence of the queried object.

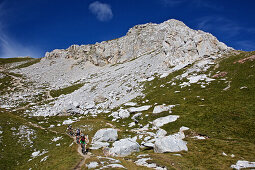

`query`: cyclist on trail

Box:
[80,134,89,154]
[67,125,73,136]
[75,128,81,144]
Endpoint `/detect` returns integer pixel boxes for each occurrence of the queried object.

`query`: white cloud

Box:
[89,1,113,22]
[0,31,39,58]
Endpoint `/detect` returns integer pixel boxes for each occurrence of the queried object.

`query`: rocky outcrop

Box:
[44,19,232,67]
[92,128,118,143]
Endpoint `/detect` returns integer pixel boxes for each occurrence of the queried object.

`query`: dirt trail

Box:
[29,119,90,169]
[73,136,91,170]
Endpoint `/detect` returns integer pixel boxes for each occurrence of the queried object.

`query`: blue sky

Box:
[0,0,254,58]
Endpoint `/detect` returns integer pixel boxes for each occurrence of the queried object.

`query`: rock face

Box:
[92,128,118,143]
[45,19,231,68]
[109,138,140,157]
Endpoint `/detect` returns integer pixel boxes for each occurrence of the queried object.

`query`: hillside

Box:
[0,19,255,170]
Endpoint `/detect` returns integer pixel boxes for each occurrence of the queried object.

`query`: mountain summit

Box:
[45,19,232,67]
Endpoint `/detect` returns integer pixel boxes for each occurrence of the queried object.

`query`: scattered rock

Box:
[222,152,227,156]
[131,113,142,122]
[192,135,206,140]
[234,55,255,64]
[231,160,255,170]
[124,102,137,106]
[101,164,126,169]
[52,136,62,142]
[94,95,107,103]
[212,72,227,78]
[86,162,99,169]
[128,122,136,127]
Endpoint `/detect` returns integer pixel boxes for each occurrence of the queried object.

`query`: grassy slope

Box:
[50,83,85,98]
[0,58,32,65]
[0,51,255,169]
[0,109,80,170]
[130,51,255,169]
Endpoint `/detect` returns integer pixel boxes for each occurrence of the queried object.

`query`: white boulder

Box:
[153,105,175,114]
[156,129,167,137]
[109,138,140,157]
[128,105,151,112]
[86,162,99,169]
[118,109,130,119]
[124,102,137,106]
[92,128,118,143]
[152,115,179,127]
[231,160,255,170]
[154,135,188,153]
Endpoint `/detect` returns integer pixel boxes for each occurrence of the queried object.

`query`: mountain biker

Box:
[80,134,86,154]
[67,125,73,136]
[75,128,81,144]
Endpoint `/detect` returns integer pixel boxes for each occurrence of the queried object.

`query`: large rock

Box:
[153,105,175,114]
[128,105,151,113]
[118,109,130,119]
[154,135,188,153]
[152,115,179,127]
[156,129,167,137]
[231,160,255,170]
[109,138,140,157]
[92,128,118,143]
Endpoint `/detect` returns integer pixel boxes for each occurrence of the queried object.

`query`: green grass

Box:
[0,57,32,65]
[50,83,85,98]
[13,58,41,69]
[0,109,80,170]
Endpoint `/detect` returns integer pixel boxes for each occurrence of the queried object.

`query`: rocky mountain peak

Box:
[44,19,232,67]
